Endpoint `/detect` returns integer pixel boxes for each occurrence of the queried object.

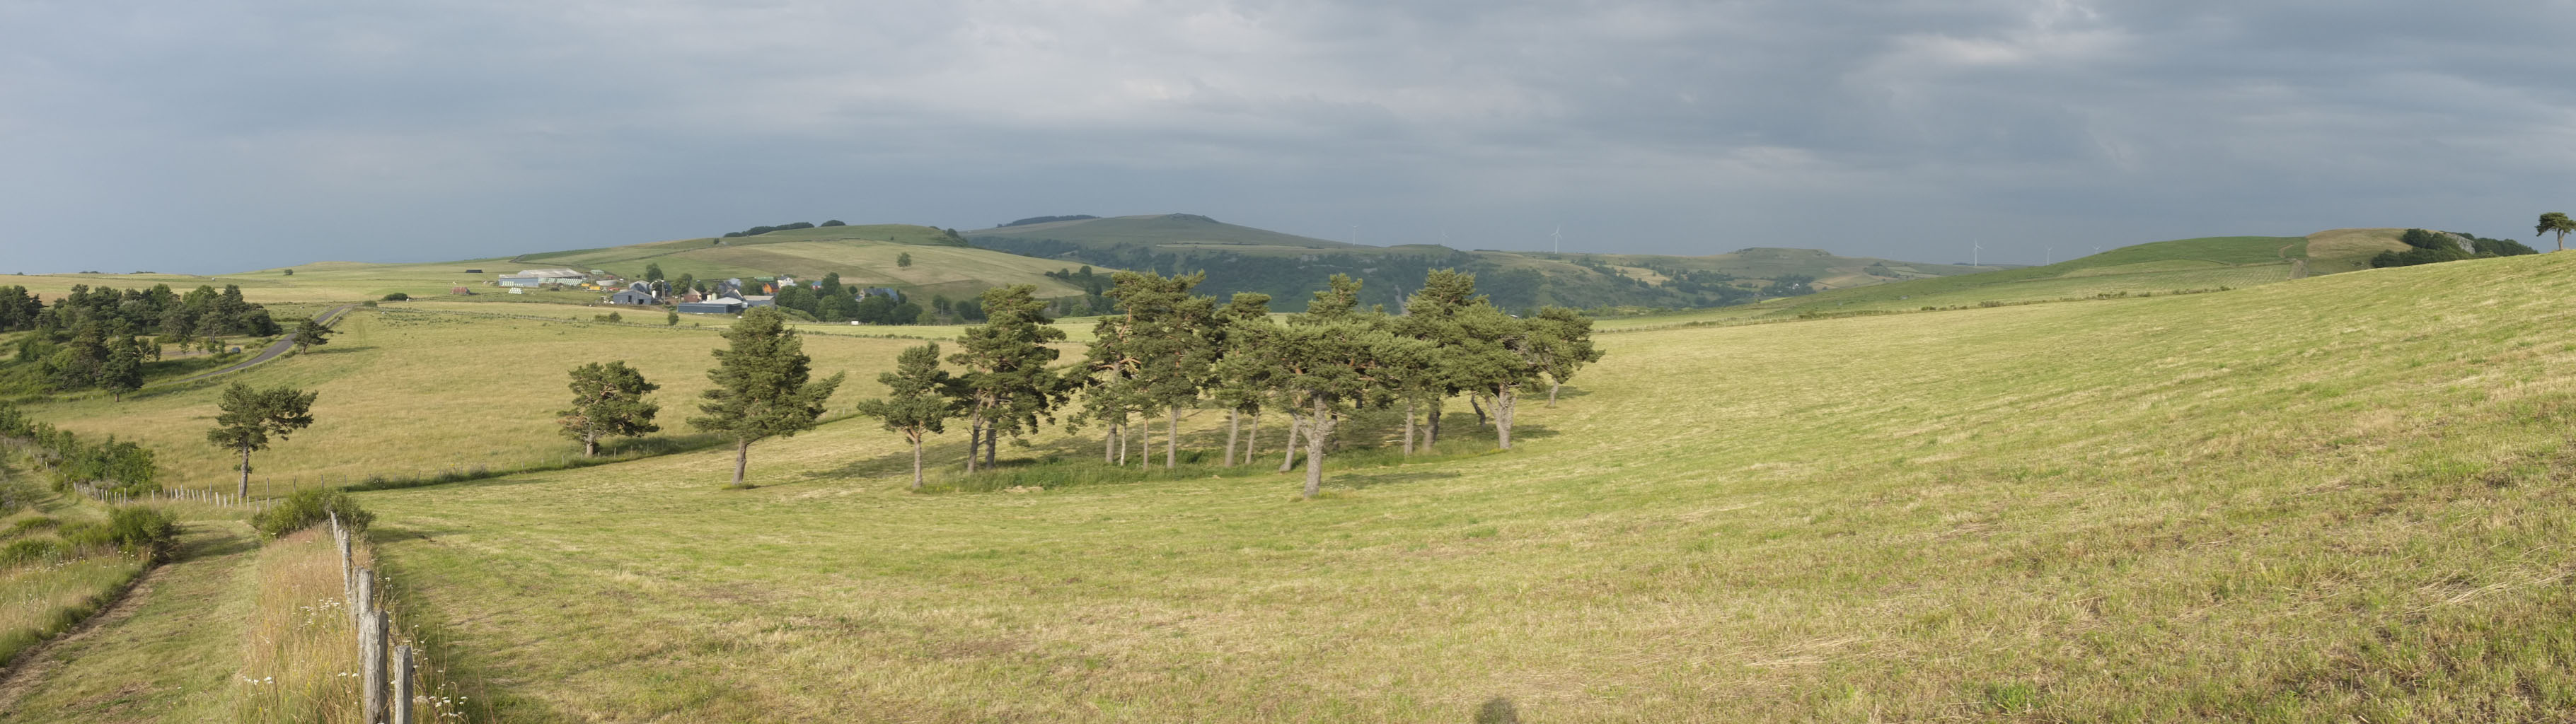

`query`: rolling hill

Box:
[965,213,2003,312]
[1605,228,2417,327]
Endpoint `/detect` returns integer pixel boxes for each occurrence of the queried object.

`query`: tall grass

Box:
[235,527,484,723]
[0,550,146,666]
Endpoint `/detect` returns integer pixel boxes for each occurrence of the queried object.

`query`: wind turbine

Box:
[1552,225,1563,255]
[1973,240,1982,267]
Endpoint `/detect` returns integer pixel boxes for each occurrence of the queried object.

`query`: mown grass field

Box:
[23,308,981,494]
[342,252,2576,722]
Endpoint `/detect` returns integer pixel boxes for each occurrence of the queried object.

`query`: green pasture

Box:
[333,252,2576,722]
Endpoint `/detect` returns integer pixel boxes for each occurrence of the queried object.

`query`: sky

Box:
[5,0,2572,273]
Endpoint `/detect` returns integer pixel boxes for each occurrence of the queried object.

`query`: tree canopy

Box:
[689,307,844,487]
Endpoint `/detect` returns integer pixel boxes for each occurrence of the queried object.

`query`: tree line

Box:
[2370,228,2539,268]
[551,269,1602,497]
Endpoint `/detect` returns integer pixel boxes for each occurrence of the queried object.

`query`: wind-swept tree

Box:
[1227,311,1427,498]
[1090,271,1218,469]
[292,315,333,353]
[854,342,953,490]
[1527,305,1605,407]
[944,286,1066,472]
[2538,212,2574,252]
[1448,303,1543,450]
[558,361,661,457]
[206,382,318,498]
[689,307,844,487]
[1210,292,1273,465]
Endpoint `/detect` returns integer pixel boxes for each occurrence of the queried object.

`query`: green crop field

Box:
[267,251,2576,722]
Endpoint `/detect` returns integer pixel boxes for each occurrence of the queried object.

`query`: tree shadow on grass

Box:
[1332,468,1462,490]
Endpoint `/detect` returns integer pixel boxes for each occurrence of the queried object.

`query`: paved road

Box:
[174,303,356,385]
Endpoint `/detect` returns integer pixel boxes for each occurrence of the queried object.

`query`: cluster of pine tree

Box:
[2370,228,2539,268]
[857,269,1603,496]
[3,284,294,397]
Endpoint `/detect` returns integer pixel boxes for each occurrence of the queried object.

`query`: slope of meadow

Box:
[350,253,2576,722]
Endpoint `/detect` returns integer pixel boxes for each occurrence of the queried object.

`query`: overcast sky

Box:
[6,0,2572,273]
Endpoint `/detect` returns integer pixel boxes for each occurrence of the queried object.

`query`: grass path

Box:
[0,520,261,723]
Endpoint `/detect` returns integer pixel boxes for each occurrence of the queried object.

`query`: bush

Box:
[252,486,374,539]
[381,292,410,301]
[1,537,61,566]
[52,506,178,561]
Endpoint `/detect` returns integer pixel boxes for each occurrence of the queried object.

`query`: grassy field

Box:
[22,307,990,495]
[0,489,144,668]
[322,252,2576,722]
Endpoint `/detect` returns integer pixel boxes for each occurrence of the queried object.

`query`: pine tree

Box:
[205,382,317,498]
[1225,313,1426,498]
[688,307,845,487]
[558,361,661,457]
[99,334,144,401]
[854,343,953,490]
[1527,306,1605,407]
[944,286,1067,472]
[292,316,333,353]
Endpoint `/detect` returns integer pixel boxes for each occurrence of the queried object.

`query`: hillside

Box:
[8,245,2575,720]
[502,224,1111,301]
[306,250,2576,721]
[965,214,2000,311]
[1615,229,2413,325]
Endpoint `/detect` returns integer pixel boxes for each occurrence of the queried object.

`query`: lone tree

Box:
[205,382,317,498]
[896,252,913,268]
[854,342,953,490]
[292,316,333,353]
[689,307,844,488]
[2538,212,2575,252]
[558,361,661,457]
[645,262,666,283]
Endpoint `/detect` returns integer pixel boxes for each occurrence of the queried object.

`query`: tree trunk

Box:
[984,426,998,467]
[1496,387,1515,450]
[1117,422,1128,465]
[1471,394,1488,427]
[1278,412,1301,472]
[1224,410,1240,467]
[910,435,925,491]
[1403,399,1416,455]
[1548,379,1561,407]
[1427,399,1443,445]
[1303,400,1329,499]
[731,438,750,487]
[237,446,252,498]
[1244,411,1261,463]
[965,418,981,474]
[1104,424,1116,464]
[584,433,599,457]
[1167,406,1180,469]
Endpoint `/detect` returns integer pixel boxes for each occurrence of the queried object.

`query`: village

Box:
[485,267,906,318]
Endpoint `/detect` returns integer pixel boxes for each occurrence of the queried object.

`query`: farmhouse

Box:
[608,285,660,305]
[497,268,586,288]
[741,295,776,308]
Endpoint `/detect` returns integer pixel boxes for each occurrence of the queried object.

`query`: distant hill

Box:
[505,224,1114,301]
[1699,229,2413,320]
[964,214,2000,312]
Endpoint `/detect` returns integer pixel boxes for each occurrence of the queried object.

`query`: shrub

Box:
[381,292,410,301]
[1,537,61,566]
[54,506,180,561]
[252,486,374,539]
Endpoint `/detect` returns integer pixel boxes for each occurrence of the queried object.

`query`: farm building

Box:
[678,297,744,315]
[608,282,660,305]
[498,268,586,287]
[741,295,776,308]
[858,287,903,302]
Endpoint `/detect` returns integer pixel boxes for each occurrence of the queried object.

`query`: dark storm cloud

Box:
[4,0,2570,272]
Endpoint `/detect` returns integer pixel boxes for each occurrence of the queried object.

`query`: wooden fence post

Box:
[362,609,388,724]
[354,568,374,628]
[394,645,415,724]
